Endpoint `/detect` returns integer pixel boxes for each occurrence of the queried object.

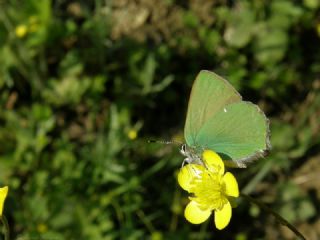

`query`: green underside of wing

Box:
[184,70,241,146]
[193,101,269,161]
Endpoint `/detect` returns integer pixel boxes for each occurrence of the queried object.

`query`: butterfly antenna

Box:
[148,139,183,145]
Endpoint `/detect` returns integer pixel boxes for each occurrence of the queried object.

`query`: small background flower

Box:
[15,24,28,38]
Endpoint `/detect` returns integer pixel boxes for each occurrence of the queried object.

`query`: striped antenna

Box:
[148,139,183,145]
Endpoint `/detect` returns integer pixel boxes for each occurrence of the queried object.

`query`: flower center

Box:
[190,170,227,211]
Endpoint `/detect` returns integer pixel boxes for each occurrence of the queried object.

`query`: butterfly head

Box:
[180,144,203,166]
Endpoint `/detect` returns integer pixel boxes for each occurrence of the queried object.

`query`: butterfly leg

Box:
[181,157,192,168]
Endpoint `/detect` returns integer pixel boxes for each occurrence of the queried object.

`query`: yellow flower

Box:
[0,186,8,217]
[177,150,239,230]
[37,223,48,233]
[15,25,28,38]
[128,129,137,140]
[28,16,40,33]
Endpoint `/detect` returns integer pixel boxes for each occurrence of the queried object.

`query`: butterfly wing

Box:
[195,101,270,168]
[184,70,241,147]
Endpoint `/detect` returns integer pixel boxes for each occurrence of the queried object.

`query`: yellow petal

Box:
[0,186,8,216]
[214,201,232,230]
[202,150,224,174]
[177,164,204,192]
[223,172,239,197]
[184,201,211,224]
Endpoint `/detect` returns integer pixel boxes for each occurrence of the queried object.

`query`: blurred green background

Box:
[0,0,320,239]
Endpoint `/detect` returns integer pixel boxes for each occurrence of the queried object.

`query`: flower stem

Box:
[0,215,10,240]
[240,193,306,240]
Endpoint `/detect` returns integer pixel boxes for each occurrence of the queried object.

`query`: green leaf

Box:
[224,2,255,48]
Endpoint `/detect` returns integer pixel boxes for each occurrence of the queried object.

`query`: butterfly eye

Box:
[180,144,186,155]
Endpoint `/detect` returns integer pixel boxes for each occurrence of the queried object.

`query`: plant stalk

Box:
[0,215,10,240]
[240,193,306,240]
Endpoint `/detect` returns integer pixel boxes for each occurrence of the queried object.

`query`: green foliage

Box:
[0,0,319,239]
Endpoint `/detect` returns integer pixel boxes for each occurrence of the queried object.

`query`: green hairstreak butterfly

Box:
[181,70,271,168]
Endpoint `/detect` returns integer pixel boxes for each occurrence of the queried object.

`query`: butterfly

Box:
[180,70,271,168]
